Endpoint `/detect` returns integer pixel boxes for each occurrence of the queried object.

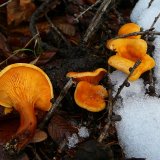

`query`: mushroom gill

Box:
[0,63,53,153]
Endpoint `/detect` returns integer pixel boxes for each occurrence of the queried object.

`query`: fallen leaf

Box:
[36,51,57,65]
[48,115,78,144]
[55,21,76,36]
[7,0,36,25]
[0,29,29,63]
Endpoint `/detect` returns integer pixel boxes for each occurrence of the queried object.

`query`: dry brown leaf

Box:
[48,115,78,144]
[7,0,36,25]
[10,16,76,37]
[53,17,76,36]
[56,22,76,36]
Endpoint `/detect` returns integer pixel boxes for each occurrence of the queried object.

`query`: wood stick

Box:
[83,0,112,43]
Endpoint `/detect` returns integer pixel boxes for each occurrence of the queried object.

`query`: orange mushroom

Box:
[74,81,108,112]
[118,23,141,39]
[66,68,107,84]
[107,38,155,81]
[0,63,53,152]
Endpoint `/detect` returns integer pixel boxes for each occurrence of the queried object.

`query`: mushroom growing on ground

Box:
[107,38,155,81]
[66,68,108,112]
[118,22,141,39]
[66,68,107,84]
[0,63,53,153]
[74,81,108,112]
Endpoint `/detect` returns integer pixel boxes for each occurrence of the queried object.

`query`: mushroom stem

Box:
[5,103,37,153]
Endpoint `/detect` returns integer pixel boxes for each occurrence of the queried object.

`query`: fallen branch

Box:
[112,60,141,104]
[83,0,113,43]
[45,14,70,47]
[29,0,60,51]
[150,12,160,29]
[145,12,160,96]
[113,28,160,39]
[148,0,154,8]
[98,60,141,143]
[74,0,102,22]
[0,0,12,8]
[98,75,113,143]
[39,79,73,129]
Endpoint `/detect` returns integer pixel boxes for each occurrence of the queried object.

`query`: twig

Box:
[0,33,39,67]
[113,28,160,39]
[83,0,113,43]
[29,0,60,50]
[145,12,160,95]
[98,75,113,143]
[0,0,12,8]
[148,0,154,8]
[74,0,102,22]
[98,60,141,143]
[27,145,42,160]
[45,14,70,47]
[39,79,73,129]
[112,60,141,105]
[150,12,160,29]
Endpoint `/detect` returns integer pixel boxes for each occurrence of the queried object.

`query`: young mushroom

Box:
[66,68,107,84]
[118,22,141,39]
[107,38,155,81]
[74,81,108,112]
[66,68,108,112]
[0,63,53,153]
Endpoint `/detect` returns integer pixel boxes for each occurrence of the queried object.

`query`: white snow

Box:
[137,7,160,30]
[130,0,150,22]
[78,126,89,138]
[131,0,160,23]
[67,133,79,148]
[153,36,160,94]
[110,71,145,99]
[67,126,89,148]
[112,1,160,159]
[115,96,160,160]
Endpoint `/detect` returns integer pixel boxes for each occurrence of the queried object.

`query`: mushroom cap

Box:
[118,23,141,39]
[0,63,53,111]
[108,53,155,81]
[66,68,107,84]
[74,81,108,112]
[107,38,147,61]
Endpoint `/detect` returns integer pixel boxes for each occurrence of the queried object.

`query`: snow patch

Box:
[113,1,160,159]
[78,126,89,138]
[67,133,79,148]
[115,96,160,160]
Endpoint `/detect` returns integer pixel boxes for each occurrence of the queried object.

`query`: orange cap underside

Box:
[0,63,53,111]
[74,81,108,112]
[67,68,107,84]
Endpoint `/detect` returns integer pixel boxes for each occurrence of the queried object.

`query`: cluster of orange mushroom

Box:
[66,68,108,112]
[106,23,155,81]
[0,23,156,154]
[0,63,53,153]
